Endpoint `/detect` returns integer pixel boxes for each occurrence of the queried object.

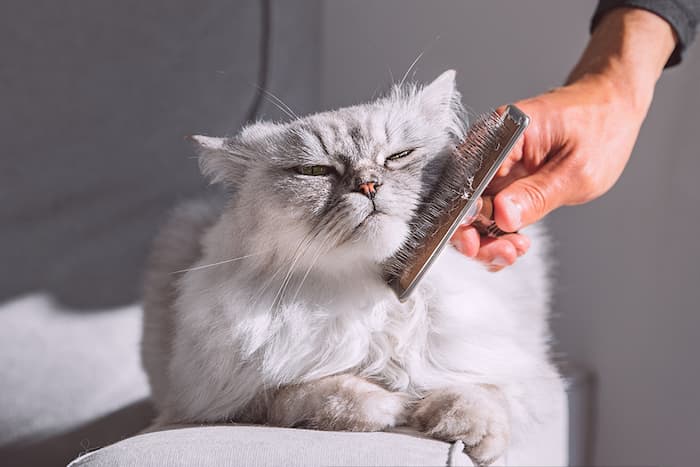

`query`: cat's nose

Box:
[357,180,380,199]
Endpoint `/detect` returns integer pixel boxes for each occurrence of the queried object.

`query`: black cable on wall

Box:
[244,0,271,124]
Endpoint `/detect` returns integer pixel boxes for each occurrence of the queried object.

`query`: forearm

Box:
[567,8,677,113]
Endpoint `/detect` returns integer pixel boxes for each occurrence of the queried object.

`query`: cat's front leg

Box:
[267,374,410,432]
[410,385,510,466]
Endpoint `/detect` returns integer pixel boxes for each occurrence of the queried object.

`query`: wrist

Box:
[566,7,676,115]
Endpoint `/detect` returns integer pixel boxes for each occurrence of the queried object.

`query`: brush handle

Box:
[471,196,513,237]
[389,105,529,302]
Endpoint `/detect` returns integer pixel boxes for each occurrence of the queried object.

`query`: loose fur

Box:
[141,70,563,465]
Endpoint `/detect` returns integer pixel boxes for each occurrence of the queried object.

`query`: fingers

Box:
[451,98,564,267]
[451,225,481,257]
[477,234,530,271]
[451,226,530,271]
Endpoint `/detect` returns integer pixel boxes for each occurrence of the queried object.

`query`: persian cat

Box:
[141,70,563,465]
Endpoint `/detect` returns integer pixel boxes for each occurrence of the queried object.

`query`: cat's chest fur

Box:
[176,245,514,397]
[179,262,422,385]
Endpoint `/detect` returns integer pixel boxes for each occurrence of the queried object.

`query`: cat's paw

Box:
[410,386,510,466]
[268,374,410,431]
[311,375,410,431]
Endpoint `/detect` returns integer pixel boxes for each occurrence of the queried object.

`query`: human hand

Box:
[451,7,676,271]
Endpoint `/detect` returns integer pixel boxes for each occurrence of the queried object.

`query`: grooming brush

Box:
[385,105,529,302]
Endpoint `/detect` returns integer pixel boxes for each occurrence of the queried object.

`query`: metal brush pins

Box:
[385,105,530,302]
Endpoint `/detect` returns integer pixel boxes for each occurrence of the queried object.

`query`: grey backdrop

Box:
[319,1,700,466]
[2,0,698,466]
[0,0,320,309]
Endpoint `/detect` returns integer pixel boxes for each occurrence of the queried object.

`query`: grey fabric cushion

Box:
[68,425,476,467]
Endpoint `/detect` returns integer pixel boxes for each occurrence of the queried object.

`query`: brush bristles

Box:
[384,111,506,281]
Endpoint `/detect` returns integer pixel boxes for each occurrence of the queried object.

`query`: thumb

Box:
[493,162,570,231]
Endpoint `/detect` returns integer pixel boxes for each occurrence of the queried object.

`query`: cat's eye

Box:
[386,149,415,161]
[297,165,333,176]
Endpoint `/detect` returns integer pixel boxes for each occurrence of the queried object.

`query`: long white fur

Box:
[141,70,563,453]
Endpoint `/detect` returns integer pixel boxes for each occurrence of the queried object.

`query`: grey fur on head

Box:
[189,70,467,271]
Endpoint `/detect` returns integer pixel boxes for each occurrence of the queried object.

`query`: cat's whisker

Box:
[269,229,320,312]
[275,218,341,309]
[171,250,274,274]
[398,51,425,88]
[264,98,298,121]
[244,241,310,311]
[257,87,299,120]
[287,230,334,305]
[246,253,294,311]
[270,248,305,310]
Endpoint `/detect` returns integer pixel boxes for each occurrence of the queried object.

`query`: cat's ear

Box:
[421,70,459,105]
[191,122,281,186]
[419,69,459,116]
[419,70,465,137]
[190,135,236,185]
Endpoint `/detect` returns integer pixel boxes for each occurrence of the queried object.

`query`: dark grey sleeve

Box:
[592,0,700,66]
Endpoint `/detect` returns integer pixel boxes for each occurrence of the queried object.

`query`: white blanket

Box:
[0,293,149,447]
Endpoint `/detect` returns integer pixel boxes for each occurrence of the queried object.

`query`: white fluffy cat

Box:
[141,70,563,465]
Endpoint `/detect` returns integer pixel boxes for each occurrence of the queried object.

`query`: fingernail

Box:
[504,197,522,230]
[452,238,464,253]
[461,199,481,225]
[491,256,509,267]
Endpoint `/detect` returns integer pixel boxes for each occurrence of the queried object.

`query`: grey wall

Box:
[320,1,700,466]
[0,0,320,308]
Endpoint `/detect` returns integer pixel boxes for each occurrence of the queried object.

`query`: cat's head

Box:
[192,70,466,272]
